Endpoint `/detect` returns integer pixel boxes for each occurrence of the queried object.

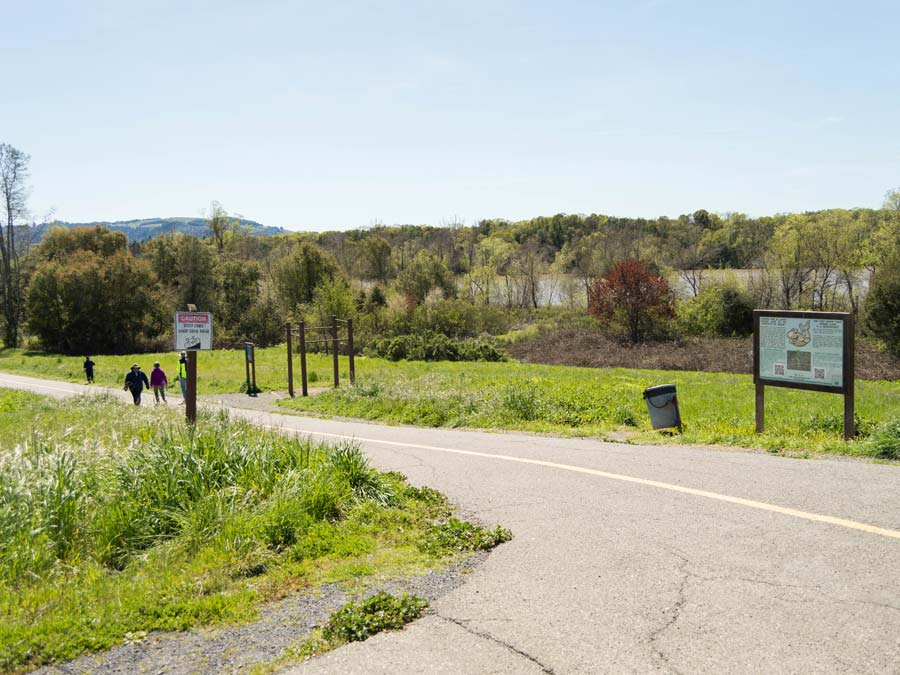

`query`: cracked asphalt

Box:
[3,373,900,673]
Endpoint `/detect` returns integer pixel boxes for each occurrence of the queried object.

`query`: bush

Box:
[367,332,507,362]
[588,260,675,343]
[383,299,514,339]
[677,284,755,337]
[865,253,900,358]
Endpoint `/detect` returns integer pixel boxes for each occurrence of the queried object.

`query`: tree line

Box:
[2,141,900,356]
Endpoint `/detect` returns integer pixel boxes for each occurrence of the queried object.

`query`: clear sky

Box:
[4,0,899,231]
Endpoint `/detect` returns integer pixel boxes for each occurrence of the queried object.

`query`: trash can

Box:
[643,384,682,431]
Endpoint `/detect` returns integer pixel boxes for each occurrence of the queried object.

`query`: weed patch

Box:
[419,518,513,555]
[866,418,900,460]
[322,592,429,643]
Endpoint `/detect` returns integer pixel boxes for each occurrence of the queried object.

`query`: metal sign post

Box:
[753,310,855,440]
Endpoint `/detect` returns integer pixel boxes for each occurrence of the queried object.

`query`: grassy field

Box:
[0,390,508,672]
[1,346,899,458]
[276,360,900,457]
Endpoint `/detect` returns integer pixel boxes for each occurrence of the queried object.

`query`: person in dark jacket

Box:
[83,356,95,384]
[123,363,150,405]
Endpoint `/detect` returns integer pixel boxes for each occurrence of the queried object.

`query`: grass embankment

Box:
[0,390,510,672]
[2,347,899,457]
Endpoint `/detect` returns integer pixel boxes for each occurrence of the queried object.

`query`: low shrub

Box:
[866,418,900,460]
[367,332,506,362]
[677,284,755,338]
[802,412,876,439]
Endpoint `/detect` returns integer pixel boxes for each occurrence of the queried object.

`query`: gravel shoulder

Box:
[36,554,487,675]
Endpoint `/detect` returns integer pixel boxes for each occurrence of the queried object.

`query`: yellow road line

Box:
[260,422,900,542]
[2,376,896,542]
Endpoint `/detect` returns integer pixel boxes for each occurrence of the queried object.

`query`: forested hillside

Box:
[4,197,899,366]
[33,215,284,242]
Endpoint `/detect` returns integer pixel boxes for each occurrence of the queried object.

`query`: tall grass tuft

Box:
[0,391,513,671]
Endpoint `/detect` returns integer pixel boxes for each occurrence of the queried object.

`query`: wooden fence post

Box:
[347,318,355,385]
[286,322,294,398]
[299,319,308,397]
[331,315,340,388]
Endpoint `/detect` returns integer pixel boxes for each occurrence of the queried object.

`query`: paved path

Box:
[3,372,900,673]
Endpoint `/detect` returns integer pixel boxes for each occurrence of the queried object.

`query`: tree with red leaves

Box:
[588,259,674,343]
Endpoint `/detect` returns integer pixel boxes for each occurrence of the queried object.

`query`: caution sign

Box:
[174,312,213,351]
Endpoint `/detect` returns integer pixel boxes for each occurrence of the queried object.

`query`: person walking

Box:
[123,363,150,406]
[83,356,95,384]
[150,361,169,403]
[177,352,187,403]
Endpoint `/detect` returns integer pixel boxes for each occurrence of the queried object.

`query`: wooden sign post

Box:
[174,310,213,426]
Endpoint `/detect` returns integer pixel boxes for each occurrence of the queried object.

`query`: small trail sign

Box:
[175,311,213,351]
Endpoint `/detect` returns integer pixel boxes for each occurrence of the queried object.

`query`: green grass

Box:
[0,390,509,672]
[276,360,900,458]
[0,345,335,395]
[2,346,900,457]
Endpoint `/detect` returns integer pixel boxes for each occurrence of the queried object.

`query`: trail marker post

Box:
[245,341,257,397]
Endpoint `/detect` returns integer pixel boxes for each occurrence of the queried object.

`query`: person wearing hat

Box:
[150,361,169,404]
[177,352,187,402]
[123,363,150,406]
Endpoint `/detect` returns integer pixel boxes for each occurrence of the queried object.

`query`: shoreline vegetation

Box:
[1,343,898,460]
[0,391,511,672]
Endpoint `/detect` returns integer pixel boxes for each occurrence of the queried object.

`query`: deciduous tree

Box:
[0,143,30,346]
[588,259,674,343]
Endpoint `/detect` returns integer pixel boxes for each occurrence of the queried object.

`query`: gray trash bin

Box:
[643,384,682,431]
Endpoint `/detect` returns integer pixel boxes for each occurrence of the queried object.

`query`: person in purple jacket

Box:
[150,361,169,403]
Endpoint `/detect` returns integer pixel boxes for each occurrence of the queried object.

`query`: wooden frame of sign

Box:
[752,310,855,440]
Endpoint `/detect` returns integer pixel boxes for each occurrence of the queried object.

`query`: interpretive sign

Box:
[753,310,855,439]
[174,311,213,351]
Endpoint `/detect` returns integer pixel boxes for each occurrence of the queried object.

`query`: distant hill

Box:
[34,217,286,243]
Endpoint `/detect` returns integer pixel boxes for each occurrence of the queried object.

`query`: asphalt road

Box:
[2,372,900,674]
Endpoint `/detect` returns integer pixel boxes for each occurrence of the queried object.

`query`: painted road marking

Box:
[259,421,900,542]
[2,375,898,542]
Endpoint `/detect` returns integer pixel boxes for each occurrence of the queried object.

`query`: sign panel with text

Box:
[756,314,846,390]
[753,309,855,439]
[174,312,213,351]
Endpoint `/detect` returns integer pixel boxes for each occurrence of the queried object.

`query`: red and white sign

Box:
[174,312,213,350]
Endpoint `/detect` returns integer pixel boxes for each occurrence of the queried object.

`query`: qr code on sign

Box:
[774,364,785,376]
[814,368,825,380]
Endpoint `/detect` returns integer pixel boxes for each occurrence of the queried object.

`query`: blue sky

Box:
[3,0,899,231]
